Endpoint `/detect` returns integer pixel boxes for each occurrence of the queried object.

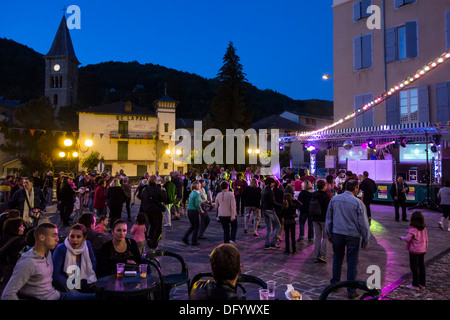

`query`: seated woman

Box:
[96,219,142,278]
[52,223,97,292]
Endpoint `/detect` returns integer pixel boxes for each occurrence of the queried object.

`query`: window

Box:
[353,0,371,22]
[446,11,450,50]
[137,165,147,177]
[399,88,419,124]
[354,93,374,127]
[354,34,373,70]
[164,163,169,170]
[53,94,58,106]
[118,141,128,160]
[386,21,417,62]
[164,123,169,133]
[118,121,128,138]
[394,0,416,9]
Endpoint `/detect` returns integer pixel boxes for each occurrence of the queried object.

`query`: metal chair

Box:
[143,250,189,300]
[319,280,381,300]
[189,272,267,298]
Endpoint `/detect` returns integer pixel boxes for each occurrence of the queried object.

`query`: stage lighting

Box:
[367,139,375,148]
[326,141,332,150]
[306,145,316,152]
[432,134,441,146]
[343,141,353,150]
[431,144,438,153]
[279,143,284,151]
[400,137,407,148]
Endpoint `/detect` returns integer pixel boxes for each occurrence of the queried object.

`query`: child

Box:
[280,193,302,254]
[94,215,109,233]
[399,211,428,290]
[131,212,147,256]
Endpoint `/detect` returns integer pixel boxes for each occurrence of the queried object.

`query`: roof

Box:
[155,94,178,103]
[78,101,156,116]
[44,16,79,64]
[252,114,308,131]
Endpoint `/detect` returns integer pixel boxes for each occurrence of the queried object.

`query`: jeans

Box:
[199,210,210,237]
[394,198,407,221]
[183,209,200,244]
[409,252,426,287]
[299,213,314,240]
[313,221,327,259]
[330,233,361,295]
[219,216,237,243]
[59,291,95,300]
[262,210,280,246]
[284,223,296,252]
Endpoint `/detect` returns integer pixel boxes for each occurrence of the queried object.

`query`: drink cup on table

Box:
[267,280,276,298]
[259,289,269,300]
[139,264,147,278]
[116,263,125,277]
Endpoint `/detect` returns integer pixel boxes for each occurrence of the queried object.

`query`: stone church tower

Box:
[44,16,79,110]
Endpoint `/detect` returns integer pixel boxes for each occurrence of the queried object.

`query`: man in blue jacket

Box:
[325,179,370,299]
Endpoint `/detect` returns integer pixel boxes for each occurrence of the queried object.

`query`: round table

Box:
[95,274,159,300]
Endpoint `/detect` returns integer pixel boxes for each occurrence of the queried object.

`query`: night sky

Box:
[0,0,333,101]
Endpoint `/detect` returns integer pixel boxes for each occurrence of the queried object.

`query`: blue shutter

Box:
[385,27,397,63]
[446,11,450,50]
[386,93,400,125]
[362,34,373,68]
[436,82,450,123]
[353,2,361,22]
[405,21,418,58]
[418,85,429,123]
[354,36,362,70]
[354,95,364,128]
[361,0,372,18]
[363,93,374,127]
[394,0,404,8]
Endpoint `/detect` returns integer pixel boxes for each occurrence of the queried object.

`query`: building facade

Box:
[78,97,187,177]
[333,0,450,129]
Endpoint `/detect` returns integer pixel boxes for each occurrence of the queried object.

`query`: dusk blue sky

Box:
[0,1,334,101]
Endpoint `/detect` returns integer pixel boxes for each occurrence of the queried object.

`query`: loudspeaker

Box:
[418,170,428,183]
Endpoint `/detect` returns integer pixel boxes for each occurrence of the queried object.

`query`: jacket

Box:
[106,186,126,208]
[140,183,166,214]
[310,190,331,223]
[233,179,247,196]
[281,200,301,225]
[215,191,236,219]
[163,181,177,204]
[189,279,239,300]
[261,186,275,211]
[1,248,60,300]
[325,191,370,246]
[390,181,409,201]
[402,226,428,254]
[93,186,107,209]
[297,190,313,216]
[0,187,46,216]
[241,186,262,208]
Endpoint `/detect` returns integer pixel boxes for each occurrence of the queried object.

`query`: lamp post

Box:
[322,74,333,80]
[165,148,182,172]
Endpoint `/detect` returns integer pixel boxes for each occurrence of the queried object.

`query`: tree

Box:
[79,151,104,171]
[204,42,253,131]
[0,96,59,175]
[203,42,254,171]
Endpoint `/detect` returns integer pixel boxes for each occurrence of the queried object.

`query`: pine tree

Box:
[205,42,253,131]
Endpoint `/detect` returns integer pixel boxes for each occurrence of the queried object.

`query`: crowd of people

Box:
[0,164,445,300]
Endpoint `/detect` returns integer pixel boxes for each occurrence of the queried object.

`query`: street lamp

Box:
[322,74,333,80]
[64,139,73,147]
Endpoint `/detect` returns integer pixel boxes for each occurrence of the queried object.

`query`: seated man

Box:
[189,243,241,300]
[1,223,94,300]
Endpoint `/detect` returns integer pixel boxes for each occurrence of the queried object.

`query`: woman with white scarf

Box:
[52,224,97,292]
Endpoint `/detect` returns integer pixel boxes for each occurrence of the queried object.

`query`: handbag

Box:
[24,194,41,219]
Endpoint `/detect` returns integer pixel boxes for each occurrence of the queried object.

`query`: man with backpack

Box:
[309,180,331,263]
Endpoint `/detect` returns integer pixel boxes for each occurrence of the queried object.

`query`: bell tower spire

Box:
[44,15,80,110]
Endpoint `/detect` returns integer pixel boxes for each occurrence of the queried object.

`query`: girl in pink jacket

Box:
[399,211,428,291]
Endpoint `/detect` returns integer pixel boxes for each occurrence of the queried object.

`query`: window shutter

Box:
[354,36,362,70]
[418,85,430,123]
[394,0,404,8]
[386,93,400,125]
[363,93,374,127]
[385,27,397,63]
[362,34,373,68]
[353,2,361,22]
[446,11,450,50]
[354,95,364,128]
[436,82,450,123]
[361,0,372,18]
[405,21,418,58]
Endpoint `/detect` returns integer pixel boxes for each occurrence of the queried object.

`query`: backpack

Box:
[309,196,322,217]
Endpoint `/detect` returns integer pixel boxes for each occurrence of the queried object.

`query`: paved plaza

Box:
[43,196,450,301]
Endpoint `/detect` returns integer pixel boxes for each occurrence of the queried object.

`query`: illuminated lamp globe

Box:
[64,139,73,147]
[59,151,66,158]
[84,139,93,147]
